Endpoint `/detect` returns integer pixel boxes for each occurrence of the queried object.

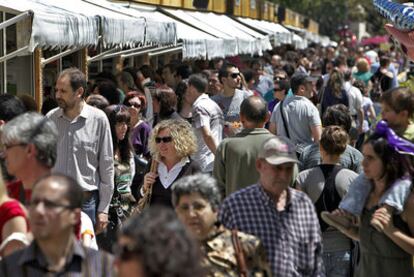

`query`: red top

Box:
[0,200,28,244]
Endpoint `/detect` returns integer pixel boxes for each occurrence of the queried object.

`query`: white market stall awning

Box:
[236,17,293,46]
[114,3,222,60]
[162,8,239,57]
[0,0,177,52]
[292,33,308,49]
[183,11,270,56]
[162,8,270,57]
[84,0,176,45]
[212,14,272,55]
[0,0,99,51]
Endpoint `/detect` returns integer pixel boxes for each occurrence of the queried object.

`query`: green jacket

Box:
[213,128,274,196]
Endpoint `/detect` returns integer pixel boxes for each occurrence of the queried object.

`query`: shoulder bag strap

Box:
[231,229,248,277]
[279,100,290,138]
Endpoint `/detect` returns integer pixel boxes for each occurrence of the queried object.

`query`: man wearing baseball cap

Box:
[219,136,324,276]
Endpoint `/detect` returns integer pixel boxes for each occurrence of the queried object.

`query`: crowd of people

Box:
[0,41,413,276]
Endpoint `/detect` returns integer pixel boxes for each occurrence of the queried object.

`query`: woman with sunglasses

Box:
[100,104,136,252]
[139,119,200,208]
[124,93,151,159]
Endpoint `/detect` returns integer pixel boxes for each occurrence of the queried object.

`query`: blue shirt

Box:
[219,184,324,276]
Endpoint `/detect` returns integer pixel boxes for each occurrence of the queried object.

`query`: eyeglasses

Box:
[126,102,141,109]
[155,136,173,144]
[28,198,74,211]
[230,72,240,79]
[176,202,208,213]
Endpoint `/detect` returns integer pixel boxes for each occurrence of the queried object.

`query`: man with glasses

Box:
[213,63,252,137]
[47,68,114,234]
[1,112,57,203]
[269,72,322,155]
[0,174,114,276]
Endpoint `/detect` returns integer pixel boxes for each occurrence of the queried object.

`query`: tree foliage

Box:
[272,0,405,37]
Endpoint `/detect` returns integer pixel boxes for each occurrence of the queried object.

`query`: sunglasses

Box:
[126,102,141,109]
[230,72,240,79]
[155,136,173,144]
[113,244,138,261]
[274,76,286,81]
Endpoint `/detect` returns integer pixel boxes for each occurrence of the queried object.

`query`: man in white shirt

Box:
[185,74,224,173]
[47,68,114,234]
[343,70,364,134]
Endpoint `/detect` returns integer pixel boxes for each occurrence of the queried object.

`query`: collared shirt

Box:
[219,184,324,277]
[47,103,114,213]
[0,239,114,276]
[158,157,190,189]
[191,93,224,173]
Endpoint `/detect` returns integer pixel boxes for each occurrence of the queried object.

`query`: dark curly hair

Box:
[118,206,204,277]
[364,133,413,187]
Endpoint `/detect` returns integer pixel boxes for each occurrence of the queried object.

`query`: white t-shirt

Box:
[80,212,98,250]
[191,94,224,172]
[343,81,363,116]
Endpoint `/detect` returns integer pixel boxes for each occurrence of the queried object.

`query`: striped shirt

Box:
[219,184,324,277]
[0,239,115,276]
[47,103,114,213]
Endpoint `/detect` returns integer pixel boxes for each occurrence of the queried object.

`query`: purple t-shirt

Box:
[130,121,151,157]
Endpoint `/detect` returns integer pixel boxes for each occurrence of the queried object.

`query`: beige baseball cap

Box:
[258,136,299,165]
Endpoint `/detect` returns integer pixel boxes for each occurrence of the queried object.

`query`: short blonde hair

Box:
[149,119,197,159]
[356,58,370,73]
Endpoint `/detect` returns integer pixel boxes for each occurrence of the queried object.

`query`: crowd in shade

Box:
[0,40,414,277]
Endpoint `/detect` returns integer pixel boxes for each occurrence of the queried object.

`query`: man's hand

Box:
[95,212,109,234]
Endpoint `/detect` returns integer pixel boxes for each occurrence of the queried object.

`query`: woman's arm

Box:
[374,194,414,255]
[1,216,28,256]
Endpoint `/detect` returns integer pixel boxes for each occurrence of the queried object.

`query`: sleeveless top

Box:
[0,200,27,244]
[355,207,414,277]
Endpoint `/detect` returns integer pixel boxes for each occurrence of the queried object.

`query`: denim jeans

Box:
[322,250,352,277]
[82,190,99,227]
[339,173,412,216]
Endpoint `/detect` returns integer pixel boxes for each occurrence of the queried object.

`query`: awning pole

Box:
[0,45,29,63]
[87,46,120,63]
[148,46,183,57]
[122,43,182,59]
[91,44,159,62]
[34,48,43,111]
[41,47,80,66]
[0,11,31,32]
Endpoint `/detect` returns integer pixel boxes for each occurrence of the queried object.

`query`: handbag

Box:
[231,229,248,277]
[134,154,149,175]
[132,159,158,215]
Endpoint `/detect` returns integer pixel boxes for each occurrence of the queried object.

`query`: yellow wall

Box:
[262,2,268,21]
[182,0,196,10]
[249,0,258,19]
[160,0,182,7]
[308,19,319,34]
[212,0,225,13]
[233,0,243,16]
[135,0,161,4]
[268,2,274,22]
